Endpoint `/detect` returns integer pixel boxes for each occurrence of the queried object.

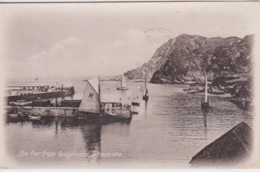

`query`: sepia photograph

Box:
[0,1,259,169]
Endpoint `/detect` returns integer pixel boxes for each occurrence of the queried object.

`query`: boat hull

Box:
[143,95,149,101]
[100,114,131,124]
[201,102,209,111]
[9,113,19,118]
[131,102,140,106]
[102,110,132,120]
[28,115,41,120]
[77,112,101,119]
[101,105,132,120]
[187,89,204,94]
[8,106,78,117]
[132,111,138,115]
[116,87,128,90]
[208,91,225,95]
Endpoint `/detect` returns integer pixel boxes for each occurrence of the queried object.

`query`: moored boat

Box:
[131,102,140,106]
[201,72,209,111]
[9,113,19,118]
[78,76,101,118]
[116,75,128,90]
[131,93,140,106]
[9,100,33,106]
[101,102,132,120]
[142,75,149,102]
[79,76,132,121]
[132,111,138,115]
[138,83,144,91]
[28,114,41,120]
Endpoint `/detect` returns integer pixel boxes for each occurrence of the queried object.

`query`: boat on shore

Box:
[187,89,204,94]
[208,86,225,95]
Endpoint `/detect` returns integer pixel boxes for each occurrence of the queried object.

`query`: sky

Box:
[1,2,259,79]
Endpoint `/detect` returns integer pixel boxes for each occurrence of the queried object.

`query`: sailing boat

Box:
[78,76,100,116]
[142,75,149,102]
[35,76,39,81]
[201,72,209,111]
[79,76,132,121]
[117,75,128,90]
[131,93,140,106]
[138,83,144,91]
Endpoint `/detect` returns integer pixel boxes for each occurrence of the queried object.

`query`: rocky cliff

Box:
[124,39,176,80]
[124,34,254,84]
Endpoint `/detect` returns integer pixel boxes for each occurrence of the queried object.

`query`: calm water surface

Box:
[4,77,254,167]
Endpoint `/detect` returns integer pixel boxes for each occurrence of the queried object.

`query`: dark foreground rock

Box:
[190,122,252,166]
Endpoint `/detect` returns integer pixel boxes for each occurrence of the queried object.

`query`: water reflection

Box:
[80,124,101,162]
[5,82,253,165]
[202,110,208,138]
[5,114,26,125]
[5,115,132,162]
[52,116,102,161]
[31,116,55,128]
[144,101,148,120]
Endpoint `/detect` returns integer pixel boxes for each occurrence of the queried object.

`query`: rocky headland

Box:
[123,34,254,110]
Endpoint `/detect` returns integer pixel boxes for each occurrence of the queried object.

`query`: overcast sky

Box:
[1,2,258,78]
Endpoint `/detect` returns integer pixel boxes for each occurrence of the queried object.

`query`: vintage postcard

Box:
[0,1,259,169]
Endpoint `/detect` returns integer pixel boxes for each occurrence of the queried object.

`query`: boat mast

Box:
[144,75,147,93]
[121,75,123,88]
[98,76,101,114]
[205,72,208,103]
[142,74,149,102]
[98,76,101,101]
[145,75,147,88]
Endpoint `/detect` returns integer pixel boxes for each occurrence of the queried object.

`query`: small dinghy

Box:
[28,114,41,120]
[9,114,19,118]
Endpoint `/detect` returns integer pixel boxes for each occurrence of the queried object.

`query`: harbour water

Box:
[4,77,254,168]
